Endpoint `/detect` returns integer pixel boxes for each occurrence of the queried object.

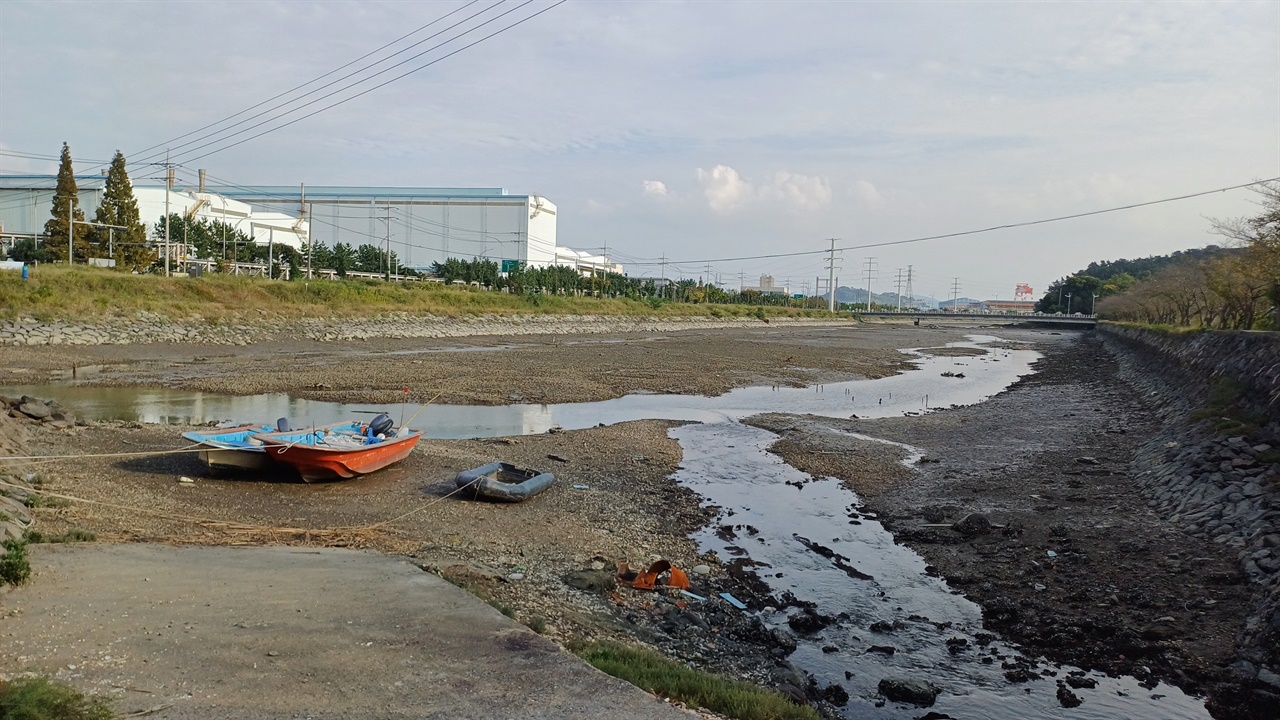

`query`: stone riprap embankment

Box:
[0,405,41,549]
[0,312,852,347]
[1098,324,1280,707]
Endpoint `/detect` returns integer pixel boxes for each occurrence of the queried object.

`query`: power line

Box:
[170,1,566,164]
[137,0,509,165]
[623,176,1280,266]
[129,0,486,162]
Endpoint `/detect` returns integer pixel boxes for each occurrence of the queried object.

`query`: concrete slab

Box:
[1,544,691,719]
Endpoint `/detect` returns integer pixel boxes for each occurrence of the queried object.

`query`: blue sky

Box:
[1,0,1277,299]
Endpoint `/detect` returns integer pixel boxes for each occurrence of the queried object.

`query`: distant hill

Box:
[824,286,937,308]
[1079,246,1227,281]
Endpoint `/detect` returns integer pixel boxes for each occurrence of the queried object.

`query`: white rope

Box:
[0,445,208,462]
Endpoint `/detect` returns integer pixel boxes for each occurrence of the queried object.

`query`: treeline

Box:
[1047,182,1279,330]
[427,257,833,307]
[5,144,155,270]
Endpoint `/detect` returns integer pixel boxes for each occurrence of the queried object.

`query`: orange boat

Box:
[253,418,422,482]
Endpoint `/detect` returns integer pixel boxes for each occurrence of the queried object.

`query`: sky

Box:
[1,0,1278,300]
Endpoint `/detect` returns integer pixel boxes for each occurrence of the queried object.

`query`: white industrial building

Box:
[0,176,620,276]
[210,185,621,275]
[0,175,308,255]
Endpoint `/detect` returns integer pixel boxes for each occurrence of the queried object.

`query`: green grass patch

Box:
[573,640,819,720]
[1188,376,1266,435]
[1099,321,1208,336]
[0,538,31,586]
[0,266,841,323]
[22,494,71,509]
[526,615,548,634]
[0,676,115,720]
[24,528,96,544]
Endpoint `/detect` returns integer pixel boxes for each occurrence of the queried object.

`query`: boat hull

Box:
[197,447,273,473]
[182,425,275,475]
[262,432,422,482]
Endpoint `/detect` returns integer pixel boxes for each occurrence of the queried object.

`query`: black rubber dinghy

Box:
[455,461,556,502]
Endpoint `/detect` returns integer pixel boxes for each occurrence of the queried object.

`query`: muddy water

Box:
[678,420,1208,719]
[0,336,1027,432]
[4,336,1212,717]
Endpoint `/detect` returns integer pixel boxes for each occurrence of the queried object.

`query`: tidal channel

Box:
[3,335,1211,718]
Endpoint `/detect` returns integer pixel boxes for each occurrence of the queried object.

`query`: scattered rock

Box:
[786,607,834,635]
[17,401,51,420]
[562,569,615,593]
[821,683,849,705]
[951,513,992,536]
[877,677,940,707]
[1056,681,1082,708]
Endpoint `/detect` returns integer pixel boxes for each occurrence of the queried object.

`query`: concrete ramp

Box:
[1,544,691,719]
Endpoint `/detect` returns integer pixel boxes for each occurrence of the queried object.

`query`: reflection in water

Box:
[4,335,1028,433]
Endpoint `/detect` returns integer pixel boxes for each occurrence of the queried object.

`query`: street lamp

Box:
[1092,292,1099,316]
[1066,292,1073,314]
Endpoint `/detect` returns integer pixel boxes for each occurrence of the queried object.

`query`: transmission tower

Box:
[823,238,841,311]
[862,257,877,311]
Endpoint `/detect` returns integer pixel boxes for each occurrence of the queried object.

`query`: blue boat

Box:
[456,462,556,502]
[181,423,278,473]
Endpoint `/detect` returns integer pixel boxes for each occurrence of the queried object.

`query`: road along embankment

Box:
[1098,324,1280,716]
[0,312,855,347]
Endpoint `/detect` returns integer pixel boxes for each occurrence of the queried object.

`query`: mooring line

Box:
[0,445,209,462]
[0,475,479,536]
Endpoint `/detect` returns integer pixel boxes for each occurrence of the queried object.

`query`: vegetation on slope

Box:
[1041,181,1280,330]
[573,640,820,720]
[0,266,845,323]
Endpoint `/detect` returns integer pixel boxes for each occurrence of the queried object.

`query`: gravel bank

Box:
[754,331,1266,719]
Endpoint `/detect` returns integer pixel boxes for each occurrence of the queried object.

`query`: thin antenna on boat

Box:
[401,389,444,432]
[400,388,409,430]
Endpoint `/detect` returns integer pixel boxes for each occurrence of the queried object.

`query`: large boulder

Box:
[878,677,940,706]
[17,401,51,420]
[952,513,992,536]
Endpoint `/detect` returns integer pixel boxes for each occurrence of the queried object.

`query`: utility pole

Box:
[1066,292,1073,314]
[951,278,961,311]
[67,201,73,265]
[825,238,840,312]
[1092,292,1099,315]
[660,253,666,301]
[301,183,311,280]
[862,257,877,311]
[163,151,172,277]
[268,228,275,280]
[894,268,905,311]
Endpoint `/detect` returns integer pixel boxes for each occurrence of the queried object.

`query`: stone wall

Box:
[1097,324,1280,699]
[0,312,852,347]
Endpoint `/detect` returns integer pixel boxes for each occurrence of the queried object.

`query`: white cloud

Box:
[642,179,668,197]
[696,165,753,213]
[763,171,832,210]
[852,180,885,209]
[695,165,832,213]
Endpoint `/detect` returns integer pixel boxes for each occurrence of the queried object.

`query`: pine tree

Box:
[92,150,154,270]
[43,142,89,263]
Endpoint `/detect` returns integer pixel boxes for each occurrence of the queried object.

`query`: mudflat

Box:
[6,320,1258,717]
